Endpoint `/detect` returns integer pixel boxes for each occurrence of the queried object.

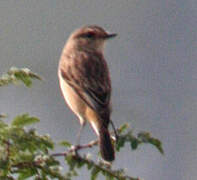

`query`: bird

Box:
[58,25,117,161]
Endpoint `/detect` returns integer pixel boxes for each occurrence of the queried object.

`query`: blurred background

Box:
[0,1,196,179]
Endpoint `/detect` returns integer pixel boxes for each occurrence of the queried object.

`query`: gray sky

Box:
[0,1,197,180]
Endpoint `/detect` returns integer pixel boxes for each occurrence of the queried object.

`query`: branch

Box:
[52,143,140,180]
[53,151,139,180]
[54,139,99,157]
[12,139,140,180]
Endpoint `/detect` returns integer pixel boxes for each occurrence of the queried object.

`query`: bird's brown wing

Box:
[60,51,111,114]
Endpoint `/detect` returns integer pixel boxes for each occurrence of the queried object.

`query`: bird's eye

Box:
[85,32,95,38]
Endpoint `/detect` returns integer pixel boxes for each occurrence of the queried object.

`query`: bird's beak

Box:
[104,33,117,39]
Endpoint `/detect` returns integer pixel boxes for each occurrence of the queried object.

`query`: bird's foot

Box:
[70,145,80,155]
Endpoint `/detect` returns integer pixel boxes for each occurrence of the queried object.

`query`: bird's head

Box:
[66,25,117,52]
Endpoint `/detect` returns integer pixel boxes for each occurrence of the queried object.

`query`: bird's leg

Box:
[71,117,86,154]
[71,123,85,155]
[76,122,85,145]
[110,120,119,141]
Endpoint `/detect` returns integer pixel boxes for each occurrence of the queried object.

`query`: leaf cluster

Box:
[116,124,164,154]
[53,122,164,180]
[0,114,66,180]
[0,67,41,87]
[0,67,164,180]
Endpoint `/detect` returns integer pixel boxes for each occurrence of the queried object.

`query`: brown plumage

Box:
[58,25,117,161]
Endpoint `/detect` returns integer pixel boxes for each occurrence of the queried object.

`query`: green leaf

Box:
[149,138,164,154]
[87,162,93,170]
[0,159,9,170]
[116,136,125,151]
[106,174,114,180]
[138,132,164,154]
[18,169,36,180]
[66,155,77,171]
[91,167,100,180]
[12,114,40,127]
[0,67,41,87]
[14,72,32,87]
[9,67,42,87]
[0,120,7,128]
[59,140,72,148]
[40,135,54,150]
[118,123,129,134]
[130,138,139,150]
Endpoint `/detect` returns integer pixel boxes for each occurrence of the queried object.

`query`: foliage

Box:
[116,124,164,154]
[0,67,164,180]
[0,67,41,87]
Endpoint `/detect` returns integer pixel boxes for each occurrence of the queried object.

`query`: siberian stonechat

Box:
[58,25,117,161]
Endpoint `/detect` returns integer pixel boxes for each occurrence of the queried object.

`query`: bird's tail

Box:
[99,126,115,161]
